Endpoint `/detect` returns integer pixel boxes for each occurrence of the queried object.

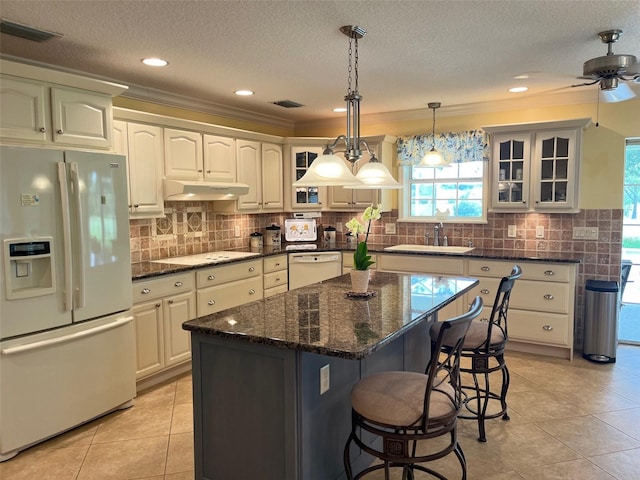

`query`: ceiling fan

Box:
[571,29,640,102]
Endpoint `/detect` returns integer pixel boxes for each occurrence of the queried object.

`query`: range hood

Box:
[163,179,250,201]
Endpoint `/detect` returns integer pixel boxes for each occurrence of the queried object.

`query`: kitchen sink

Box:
[384,244,475,254]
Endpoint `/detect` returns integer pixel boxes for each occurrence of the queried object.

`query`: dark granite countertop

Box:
[182,271,478,359]
[131,242,582,281]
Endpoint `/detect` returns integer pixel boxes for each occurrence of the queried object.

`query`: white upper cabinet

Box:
[485,119,589,213]
[203,134,236,182]
[261,142,284,211]
[50,87,112,148]
[287,146,326,210]
[0,75,49,142]
[328,144,380,210]
[235,140,283,212]
[164,128,204,180]
[1,75,113,149]
[122,122,165,218]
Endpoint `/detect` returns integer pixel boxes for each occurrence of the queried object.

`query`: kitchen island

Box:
[183,271,478,480]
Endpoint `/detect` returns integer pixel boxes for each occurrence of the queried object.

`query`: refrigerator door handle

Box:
[69,162,86,308]
[58,162,73,311]
[1,316,134,355]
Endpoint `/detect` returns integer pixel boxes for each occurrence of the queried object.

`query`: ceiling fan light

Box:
[348,162,401,189]
[600,82,636,102]
[292,154,362,186]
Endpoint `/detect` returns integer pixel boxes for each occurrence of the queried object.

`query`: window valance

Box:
[397,129,489,166]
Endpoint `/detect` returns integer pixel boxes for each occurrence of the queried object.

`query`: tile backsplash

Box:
[129,203,623,349]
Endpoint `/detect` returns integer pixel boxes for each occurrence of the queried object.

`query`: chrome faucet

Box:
[434,222,443,246]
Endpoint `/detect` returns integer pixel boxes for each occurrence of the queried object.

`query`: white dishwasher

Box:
[288,252,343,290]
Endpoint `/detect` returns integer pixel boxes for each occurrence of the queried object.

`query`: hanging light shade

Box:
[418,102,449,167]
[292,25,401,189]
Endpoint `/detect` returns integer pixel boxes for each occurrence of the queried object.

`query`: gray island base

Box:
[183,271,478,480]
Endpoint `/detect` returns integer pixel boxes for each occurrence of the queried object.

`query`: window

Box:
[397,130,488,222]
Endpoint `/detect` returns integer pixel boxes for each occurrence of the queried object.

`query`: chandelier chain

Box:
[347,35,353,94]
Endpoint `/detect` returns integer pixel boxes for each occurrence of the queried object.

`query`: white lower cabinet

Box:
[132,272,195,380]
[196,259,264,315]
[378,254,465,322]
[264,254,288,298]
[467,259,576,359]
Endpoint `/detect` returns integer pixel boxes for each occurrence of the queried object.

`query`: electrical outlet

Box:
[585,227,599,239]
[507,225,517,238]
[385,223,396,234]
[535,226,545,238]
[320,364,330,395]
[234,225,241,237]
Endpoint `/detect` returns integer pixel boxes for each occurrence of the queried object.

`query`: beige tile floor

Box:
[1,346,640,480]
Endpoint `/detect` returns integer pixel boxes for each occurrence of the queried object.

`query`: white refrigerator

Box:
[0,146,136,461]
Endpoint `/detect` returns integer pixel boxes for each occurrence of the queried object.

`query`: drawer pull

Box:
[208,275,216,280]
[275,277,281,282]
[544,270,555,276]
[275,263,280,267]
[208,300,215,306]
[481,266,490,272]
[248,267,255,272]
[168,299,174,304]
[141,288,151,294]
[155,303,161,308]
[542,325,553,331]
[479,317,489,323]
[480,289,490,295]
[249,289,256,294]
[544,294,554,300]
[174,281,183,287]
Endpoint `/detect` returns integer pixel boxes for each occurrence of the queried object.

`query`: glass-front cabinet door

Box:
[491,133,531,210]
[533,130,577,210]
[291,147,323,209]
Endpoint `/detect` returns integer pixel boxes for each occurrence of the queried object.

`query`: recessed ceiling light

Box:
[142,58,168,67]
[509,86,529,93]
[234,90,254,96]
[333,107,347,113]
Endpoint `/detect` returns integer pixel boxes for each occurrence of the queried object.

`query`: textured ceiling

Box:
[1,0,639,125]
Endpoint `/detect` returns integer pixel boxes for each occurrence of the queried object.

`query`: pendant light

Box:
[418,102,449,167]
[292,25,400,189]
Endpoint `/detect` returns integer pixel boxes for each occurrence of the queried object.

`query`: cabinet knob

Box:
[206,170,212,173]
[174,281,183,287]
[248,267,255,272]
[198,169,203,172]
[481,266,490,272]
[480,317,489,323]
[39,127,47,133]
[543,294,554,300]
[168,299,174,304]
[155,303,161,308]
[208,275,215,280]
[542,325,553,331]
[480,289,490,295]
[275,263,280,267]
[208,300,215,305]
[57,129,64,134]
[275,277,280,282]
[133,204,140,208]
[544,270,555,276]
[141,288,151,294]
[249,289,256,294]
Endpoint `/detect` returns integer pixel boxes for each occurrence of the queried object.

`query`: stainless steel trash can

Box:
[583,280,619,363]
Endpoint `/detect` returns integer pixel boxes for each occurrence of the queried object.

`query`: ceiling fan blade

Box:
[571,79,600,88]
[600,82,636,102]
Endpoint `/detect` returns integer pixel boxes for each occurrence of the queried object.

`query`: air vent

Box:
[271,100,305,108]
[0,18,63,42]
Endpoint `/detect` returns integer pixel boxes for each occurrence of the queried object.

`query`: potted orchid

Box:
[345,204,381,292]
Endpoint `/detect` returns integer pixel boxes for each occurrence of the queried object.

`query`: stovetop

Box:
[149,251,260,266]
